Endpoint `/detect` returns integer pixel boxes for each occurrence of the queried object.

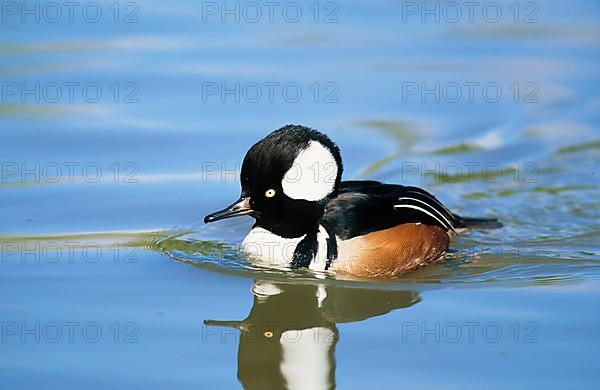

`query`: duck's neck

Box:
[254,218,320,239]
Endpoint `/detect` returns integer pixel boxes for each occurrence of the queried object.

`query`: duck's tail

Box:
[454,216,503,230]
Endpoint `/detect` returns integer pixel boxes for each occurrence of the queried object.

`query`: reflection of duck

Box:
[205,280,420,389]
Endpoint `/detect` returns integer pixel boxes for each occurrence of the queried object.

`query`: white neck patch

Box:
[282,140,338,201]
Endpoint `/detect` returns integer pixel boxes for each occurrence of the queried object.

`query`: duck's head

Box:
[204,125,343,237]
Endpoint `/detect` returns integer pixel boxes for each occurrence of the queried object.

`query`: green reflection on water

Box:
[432,143,483,155]
[557,140,600,154]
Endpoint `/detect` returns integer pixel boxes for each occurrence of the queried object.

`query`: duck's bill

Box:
[204,197,253,223]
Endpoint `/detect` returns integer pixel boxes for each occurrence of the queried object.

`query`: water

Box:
[2,0,600,388]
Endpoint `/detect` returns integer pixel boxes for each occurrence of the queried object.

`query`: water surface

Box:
[1,0,600,388]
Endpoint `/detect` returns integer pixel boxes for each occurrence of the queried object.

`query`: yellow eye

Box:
[265,189,276,198]
[264,331,273,338]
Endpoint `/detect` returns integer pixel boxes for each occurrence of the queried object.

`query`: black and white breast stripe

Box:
[291,224,338,270]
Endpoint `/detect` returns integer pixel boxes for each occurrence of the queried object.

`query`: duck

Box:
[204,124,501,278]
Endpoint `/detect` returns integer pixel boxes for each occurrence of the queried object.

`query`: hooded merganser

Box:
[204,125,501,278]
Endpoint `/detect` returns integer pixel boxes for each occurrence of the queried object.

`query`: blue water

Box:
[1,0,600,388]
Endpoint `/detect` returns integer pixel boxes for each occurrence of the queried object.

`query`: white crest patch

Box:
[282,140,338,201]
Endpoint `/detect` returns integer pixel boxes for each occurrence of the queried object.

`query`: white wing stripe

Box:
[393,205,450,229]
[406,190,455,216]
[397,197,456,229]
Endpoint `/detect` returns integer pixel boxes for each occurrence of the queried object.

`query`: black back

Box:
[321,180,461,239]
